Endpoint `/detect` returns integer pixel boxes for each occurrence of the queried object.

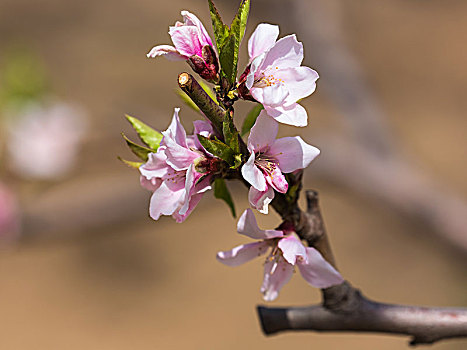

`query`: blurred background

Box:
[0,0,466,349]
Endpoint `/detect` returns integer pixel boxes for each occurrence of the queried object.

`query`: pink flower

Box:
[242,23,319,127]
[217,209,344,301]
[139,108,216,223]
[241,111,320,214]
[147,10,213,61]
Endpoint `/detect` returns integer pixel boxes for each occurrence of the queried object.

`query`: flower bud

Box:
[187,45,219,83]
[237,65,256,101]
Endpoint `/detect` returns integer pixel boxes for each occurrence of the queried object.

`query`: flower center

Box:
[254,68,283,88]
[254,152,278,177]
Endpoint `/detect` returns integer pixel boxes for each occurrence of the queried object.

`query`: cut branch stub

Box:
[178,72,225,135]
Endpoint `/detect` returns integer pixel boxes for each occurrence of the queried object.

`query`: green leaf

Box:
[199,80,218,104]
[208,0,230,51]
[117,156,143,169]
[241,104,263,136]
[121,133,153,161]
[197,135,234,164]
[218,32,237,85]
[223,113,240,154]
[176,88,200,113]
[230,0,250,51]
[213,178,236,217]
[125,115,163,151]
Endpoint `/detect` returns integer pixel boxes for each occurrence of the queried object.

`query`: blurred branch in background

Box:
[250,0,467,255]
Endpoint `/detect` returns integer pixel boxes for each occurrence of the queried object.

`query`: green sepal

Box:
[197,135,234,165]
[117,156,143,169]
[121,133,153,161]
[241,104,263,136]
[213,178,236,217]
[222,113,240,154]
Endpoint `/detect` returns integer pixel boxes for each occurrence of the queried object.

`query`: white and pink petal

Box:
[269,136,320,173]
[217,241,270,267]
[237,208,283,240]
[241,152,267,192]
[248,23,279,61]
[146,45,187,61]
[260,256,294,301]
[297,247,344,288]
[248,186,275,214]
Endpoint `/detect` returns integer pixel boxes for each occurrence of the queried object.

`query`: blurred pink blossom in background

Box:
[5,102,86,180]
[0,182,20,239]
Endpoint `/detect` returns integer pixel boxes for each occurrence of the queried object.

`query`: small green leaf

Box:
[197,135,234,164]
[208,0,230,51]
[122,133,153,161]
[176,88,200,113]
[230,0,250,50]
[117,156,143,169]
[125,115,163,151]
[223,113,240,154]
[125,115,162,151]
[218,32,237,85]
[213,178,236,217]
[241,104,263,136]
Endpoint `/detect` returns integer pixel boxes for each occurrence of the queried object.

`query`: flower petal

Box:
[173,191,203,223]
[163,137,201,171]
[274,66,319,102]
[264,163,288,193]
[193,119,214,151]
[246,53,265,89]
[241,152,267,191]
[140,175,162,191]
[269,136,320,173]
[248,23,279,60]
[248,186,275,214]
[297,247,344,288]
[247,110,278,152]
[163,108,188,148]
[237,209,283,240]
[139,150,169,180]
[259,34,303,71]
[216,241,270,267]
[277,235,307,265]
[178,164,197,215]
[180,10,213,48]
[251,83,289,107]
[169,25,203,58]
[148,181,185,220]
[260,256,294,301]
[265,103,308,127]
[146,45,187,61]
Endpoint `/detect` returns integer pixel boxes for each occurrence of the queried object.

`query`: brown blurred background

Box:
[0,0,466,349]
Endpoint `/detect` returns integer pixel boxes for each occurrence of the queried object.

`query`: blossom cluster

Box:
[123,3,343,301]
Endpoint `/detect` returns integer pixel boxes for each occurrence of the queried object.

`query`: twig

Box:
[259,190,467,345]
[257,291,467,346]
